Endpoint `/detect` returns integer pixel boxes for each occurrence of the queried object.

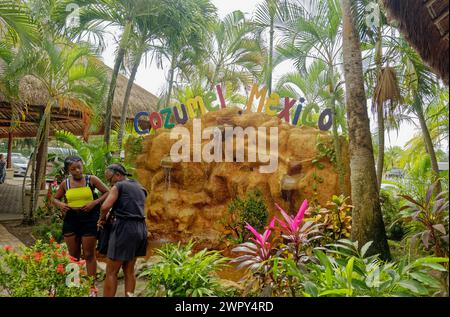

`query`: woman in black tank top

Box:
[99,164,148,297]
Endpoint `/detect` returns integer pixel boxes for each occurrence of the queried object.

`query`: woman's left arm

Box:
[82,176,110,212]
[98,186,119,228]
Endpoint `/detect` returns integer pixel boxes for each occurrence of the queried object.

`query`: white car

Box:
[12,156,29,177]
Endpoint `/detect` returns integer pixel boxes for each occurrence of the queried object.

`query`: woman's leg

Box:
[64,234,81,259]
[81,235,97,278]
[103,258,123,297]
[122,258,137,296]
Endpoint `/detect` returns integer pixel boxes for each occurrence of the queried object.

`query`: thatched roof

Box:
[0,63,159,138]
[383,0,449,85]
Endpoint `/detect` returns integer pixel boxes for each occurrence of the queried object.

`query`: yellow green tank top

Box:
[65,175,94,208]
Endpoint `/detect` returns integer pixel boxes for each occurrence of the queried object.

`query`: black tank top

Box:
[112,179,147,220]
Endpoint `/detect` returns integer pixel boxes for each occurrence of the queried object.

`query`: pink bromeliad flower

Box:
[274,199,308,237]
[244,218,276,248]
[244,218,276,260]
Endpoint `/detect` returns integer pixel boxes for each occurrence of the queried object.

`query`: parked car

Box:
[12,156,29,177]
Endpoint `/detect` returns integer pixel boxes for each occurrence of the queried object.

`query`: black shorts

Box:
[62,209,100,237]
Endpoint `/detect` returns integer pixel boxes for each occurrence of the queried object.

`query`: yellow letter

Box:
[265,93,280,116]
[245,84,267,113]
[185,96,207,118]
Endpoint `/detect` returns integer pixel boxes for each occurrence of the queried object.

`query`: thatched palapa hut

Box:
[383,0,449,85]
[0,64,159,139]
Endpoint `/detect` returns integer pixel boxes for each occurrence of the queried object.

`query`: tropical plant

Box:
[149,0,216,107]
[309,195,352,241]
[278,0,346,195]
[139,240,231,297]
[281,239,448,297]
[274,199,323,263]
[53,130,120,183]
[0,0,37,44]
[0,236,92,297]
[399,180,449,257]
[340,0,390,260]
[224,190,269,244]
[2,39,107,224]
[183,10,263,96]
[77,0,156,146]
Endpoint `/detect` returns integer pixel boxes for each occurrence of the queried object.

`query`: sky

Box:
[100,0,424,150]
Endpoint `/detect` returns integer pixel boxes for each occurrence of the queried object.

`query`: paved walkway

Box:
[0,224,25,250]
[0,178,26,251]
[0,178,24,214]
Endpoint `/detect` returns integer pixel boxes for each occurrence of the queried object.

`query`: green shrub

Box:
[138,241,232,297]
[224,190,269,244]
[32,222,63,243]
[0,235,92,297]
[380,189,405,241]
[280,239,449,297]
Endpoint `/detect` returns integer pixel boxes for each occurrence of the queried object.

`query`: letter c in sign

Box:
[318,108,333,131]
[134,112,149,135]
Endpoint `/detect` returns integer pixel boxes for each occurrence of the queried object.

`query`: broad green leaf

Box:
[360,241,374,258]
[319,288,351,296]
[398,280,429,295]
[409,272,441,288]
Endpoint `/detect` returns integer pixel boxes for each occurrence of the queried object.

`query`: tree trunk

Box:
[117,51,143,155]
[165,55,177,108]
[268,17,274,95]
[376,102,384,189]
[7,130,12,168]
[104,22,132,147]
[375,29,384,191]
[416,106,442,192]
[340,0,390,260]
[329,66,346,196]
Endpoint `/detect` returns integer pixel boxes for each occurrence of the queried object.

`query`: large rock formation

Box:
[136,107,350,248]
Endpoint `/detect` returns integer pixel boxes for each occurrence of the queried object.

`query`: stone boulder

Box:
[135,107,350,248]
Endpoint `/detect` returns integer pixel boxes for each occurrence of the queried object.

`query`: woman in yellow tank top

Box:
[53,156,109,296]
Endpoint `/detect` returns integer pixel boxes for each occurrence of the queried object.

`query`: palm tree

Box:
[254,0,299,94]
[278,0,346,195]
[392,37,443,192]
[177,10,263,102]
[0,0,37,44]
[340,0,390,260]
[3,40,106,223]
[78,0,155,147]
[116,4,163,154]
[275,59,347,134]
[151,0,216,108]
[353,0,402,191]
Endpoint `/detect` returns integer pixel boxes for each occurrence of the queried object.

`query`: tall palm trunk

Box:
[340,0,390,260]
[166,55,177,108]
[375,29,384,191]
[268,17,274,94]
[329,65,345,196]
[416,105,442,192]
[117,51,143,155]
[104,22,132,147]
[376,101,385,189]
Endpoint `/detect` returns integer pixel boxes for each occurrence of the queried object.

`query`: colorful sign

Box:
[134,84,333,135]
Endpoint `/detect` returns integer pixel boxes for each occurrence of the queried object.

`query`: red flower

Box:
[69,255,79,263]
[49,237,55,244]
[77,260,86,267]
[56,264,65,274]
[3,245,13,252]
[32,252,43,262]
[55,244,61,249]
